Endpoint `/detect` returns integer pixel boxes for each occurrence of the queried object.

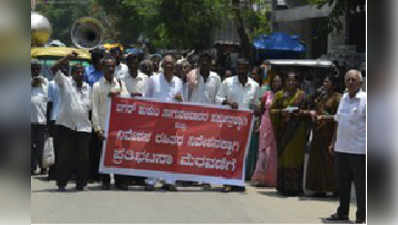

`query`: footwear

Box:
[115,184,129,190]
[232,186,246,192]
[161,184,177,191]
[76,185,87,191]
[222,185,232,192]
[144,185,155,191]
[325,213,349,222]
[102,183,111,190]
[40,168,48,175]
[202,183,211,191]
[58,186,66,192]
[355,219,365,224]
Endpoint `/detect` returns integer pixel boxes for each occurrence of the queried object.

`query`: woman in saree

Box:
[306,76,341,195]
[270,72,310,195]
[251,75,282,187]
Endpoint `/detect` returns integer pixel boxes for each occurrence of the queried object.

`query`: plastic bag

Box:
[42,137,55,168]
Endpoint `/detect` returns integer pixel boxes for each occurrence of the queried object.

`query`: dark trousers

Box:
[56,126,90,187]
[31,124,48,171]
[48,124,61,179]
[89,132,102,181]
[335,152,366,221]
[94,134,145,186]
[94,135,129,186]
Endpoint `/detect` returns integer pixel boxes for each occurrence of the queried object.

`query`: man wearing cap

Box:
[110,47,128,79]
[31,59,49,175]
[216,58,260,192]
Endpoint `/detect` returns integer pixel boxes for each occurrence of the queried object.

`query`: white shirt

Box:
[216,76,259,110]
[48,81,61,121]
[120,71,148,95]
[144,72,183,102]
[334,90,366,155]
[115,63,128,79]
[31,76,49,124]
[92,77,129,132]
[54,71,92,133]
[187,70,222,104]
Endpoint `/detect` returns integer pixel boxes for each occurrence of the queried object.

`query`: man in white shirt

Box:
[216,58,260,192]
[119,49,149,186]
[325,69,366,223]
[50,53,92,192]
[92,55,130,190]
[144,54,183,191]
[216,58,259,110]
[186,51,222,104]
[121,50,148,97]
[31,59,49,175]
[110,47,128,79]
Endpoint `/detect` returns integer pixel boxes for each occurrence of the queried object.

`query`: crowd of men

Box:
[31,46,366,223]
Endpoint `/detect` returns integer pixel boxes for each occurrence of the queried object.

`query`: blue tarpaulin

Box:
[253,32,306,60]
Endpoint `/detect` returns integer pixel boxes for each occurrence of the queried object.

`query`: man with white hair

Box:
[325,69,366,223]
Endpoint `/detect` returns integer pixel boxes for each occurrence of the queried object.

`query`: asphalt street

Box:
[31,175,357,224]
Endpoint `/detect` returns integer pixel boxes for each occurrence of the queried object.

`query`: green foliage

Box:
[35,0,271,51]
[307,0,365,33]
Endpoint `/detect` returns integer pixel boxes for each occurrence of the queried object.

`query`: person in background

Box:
[50,52,92,192]
[110,47,128,79]
[92,55,130,190]
[144,54,183,191]
[216,58,260,192]
[306,76,341,196]
[223,69,233,81]
[140,59,154,77]
[251,75,282,187]
[325,70,366,224]
[270,72,310,196]
[84,48,105,182]
[31,59,49,175]
[150,54,162,76]
[84,48,105,87]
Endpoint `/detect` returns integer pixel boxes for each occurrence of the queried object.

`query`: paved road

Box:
[31,176,357,224]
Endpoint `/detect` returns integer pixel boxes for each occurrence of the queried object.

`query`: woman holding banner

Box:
[270,72,310,196]
[251,75,282,187]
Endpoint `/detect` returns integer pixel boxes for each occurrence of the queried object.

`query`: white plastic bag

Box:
[42,137,55,168]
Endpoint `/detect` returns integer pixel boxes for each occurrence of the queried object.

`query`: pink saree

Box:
[251,91,277,187]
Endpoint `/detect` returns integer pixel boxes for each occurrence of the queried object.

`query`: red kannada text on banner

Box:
[99,96,254,186]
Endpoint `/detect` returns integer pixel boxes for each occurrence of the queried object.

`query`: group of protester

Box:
[31,46,366,223]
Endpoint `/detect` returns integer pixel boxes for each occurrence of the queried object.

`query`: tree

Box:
[307,0,366,32]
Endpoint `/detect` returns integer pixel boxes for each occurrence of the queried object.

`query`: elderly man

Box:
[50,52,92,191]
[144,54,183,191]
[31,59,49,175]
[92,55,130,190]
[216,58,260,192]
[325,69,366,223]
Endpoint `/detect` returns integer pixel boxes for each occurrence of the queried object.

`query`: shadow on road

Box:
[256,189,289,198]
